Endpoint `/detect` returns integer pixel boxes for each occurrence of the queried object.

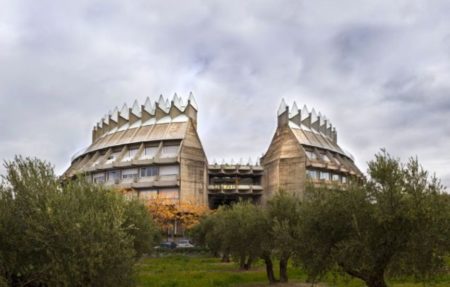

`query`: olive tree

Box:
[0,157,159,287]
[266,191,303,283]
[296,150,450,287]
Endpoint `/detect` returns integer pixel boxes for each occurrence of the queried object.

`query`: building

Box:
[261,100,362,202]
[64,93,208,205]
[64,94,362,208]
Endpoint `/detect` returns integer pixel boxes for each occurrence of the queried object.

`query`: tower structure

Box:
[261,100,362,201]
[65,93,208,205]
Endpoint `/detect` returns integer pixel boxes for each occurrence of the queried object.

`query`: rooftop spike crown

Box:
[277,99,337,143]
[93,93,198,142]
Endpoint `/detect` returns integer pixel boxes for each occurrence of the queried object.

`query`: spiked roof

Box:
[72,93,198,162]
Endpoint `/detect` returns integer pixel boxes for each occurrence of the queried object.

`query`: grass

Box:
[134,254,450,287]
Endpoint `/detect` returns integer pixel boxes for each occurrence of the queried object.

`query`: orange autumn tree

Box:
[116,187,209,236]
[147,196,209,237]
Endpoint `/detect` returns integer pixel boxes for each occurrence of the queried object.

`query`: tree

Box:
[220,201,267,270]
[191,201,268,270]
[146,195,208,238]
[266,191,303,283]
[296,150,450,287]
[0,156,159,287]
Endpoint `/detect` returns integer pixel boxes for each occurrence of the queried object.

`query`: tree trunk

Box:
[339,263,387,287]
[239,255,246,270]
[279,256,289,283]
[244,256,253,270]
[365,275,388,287]
[262,254,278,284]
[221,252,230,262]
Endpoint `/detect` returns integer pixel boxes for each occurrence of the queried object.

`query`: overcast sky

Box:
[0,0,449,188]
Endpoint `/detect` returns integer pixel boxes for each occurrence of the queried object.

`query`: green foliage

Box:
[296,150,450,287]
[191,202,268,270]
[0,156,159,287]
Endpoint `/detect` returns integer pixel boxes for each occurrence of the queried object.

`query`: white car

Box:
[176,239,194,248]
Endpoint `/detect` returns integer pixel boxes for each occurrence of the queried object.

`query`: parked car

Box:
[176,239,194,248]
[156,241,177,250]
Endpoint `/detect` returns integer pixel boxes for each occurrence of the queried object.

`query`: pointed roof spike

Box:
[277,98,288,116]
[188,92,198,110]
[290,101,299,117]
[173,94,185,111]
[310,108,318,122]
[158,94,165,106]
[144,96,151,107]
[318,112,325,125]
[120,103,129,119]
[120,103,127,113]
[301,104,309,120]
[172,93,179,102]
[131,99,141,116]
[111,106,119,122]
[144,97,155,113]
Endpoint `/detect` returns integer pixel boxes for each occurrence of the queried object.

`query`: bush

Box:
[0,157,159,286]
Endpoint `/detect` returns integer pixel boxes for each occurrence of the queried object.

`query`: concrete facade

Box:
[65,95,362,208]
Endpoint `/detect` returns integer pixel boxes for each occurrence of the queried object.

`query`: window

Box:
[319,171,330,181]
[305,150,317,160]
[107,170,120,182]
[160,145,179,158]
[159,165,179,176]
[93,172,106,183]
[105,152,120,164]
[322,154,331,163]
[342,176,347,183]
[141,166,159,177]
[93,154,106,166]
[306,170,318,179]
[332,174,340,181]
[122,148,138,162]
[141,146,158,159]
[122,168,138,179]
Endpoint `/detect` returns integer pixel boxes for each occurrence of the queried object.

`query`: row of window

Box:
[124,188,180,203]
[209,176,262,185]
[92,165,179,183]
[305,150,338,164]
[306,169,347,183]
[92,144,180,167]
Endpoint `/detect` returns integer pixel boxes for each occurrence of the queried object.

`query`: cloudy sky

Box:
[1,0,449,187]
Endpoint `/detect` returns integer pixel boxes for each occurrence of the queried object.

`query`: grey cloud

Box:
[0,0,449,188]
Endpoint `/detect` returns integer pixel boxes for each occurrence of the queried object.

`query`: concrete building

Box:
[65,93,208,205]
[64,94,362,208]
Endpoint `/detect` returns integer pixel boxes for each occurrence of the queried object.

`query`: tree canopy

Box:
[0,157,159,287]
[296,150,450,287]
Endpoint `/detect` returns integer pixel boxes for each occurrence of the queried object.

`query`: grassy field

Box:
[134,254,450,287]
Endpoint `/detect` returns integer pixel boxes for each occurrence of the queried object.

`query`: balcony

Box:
[207,184,263,195]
